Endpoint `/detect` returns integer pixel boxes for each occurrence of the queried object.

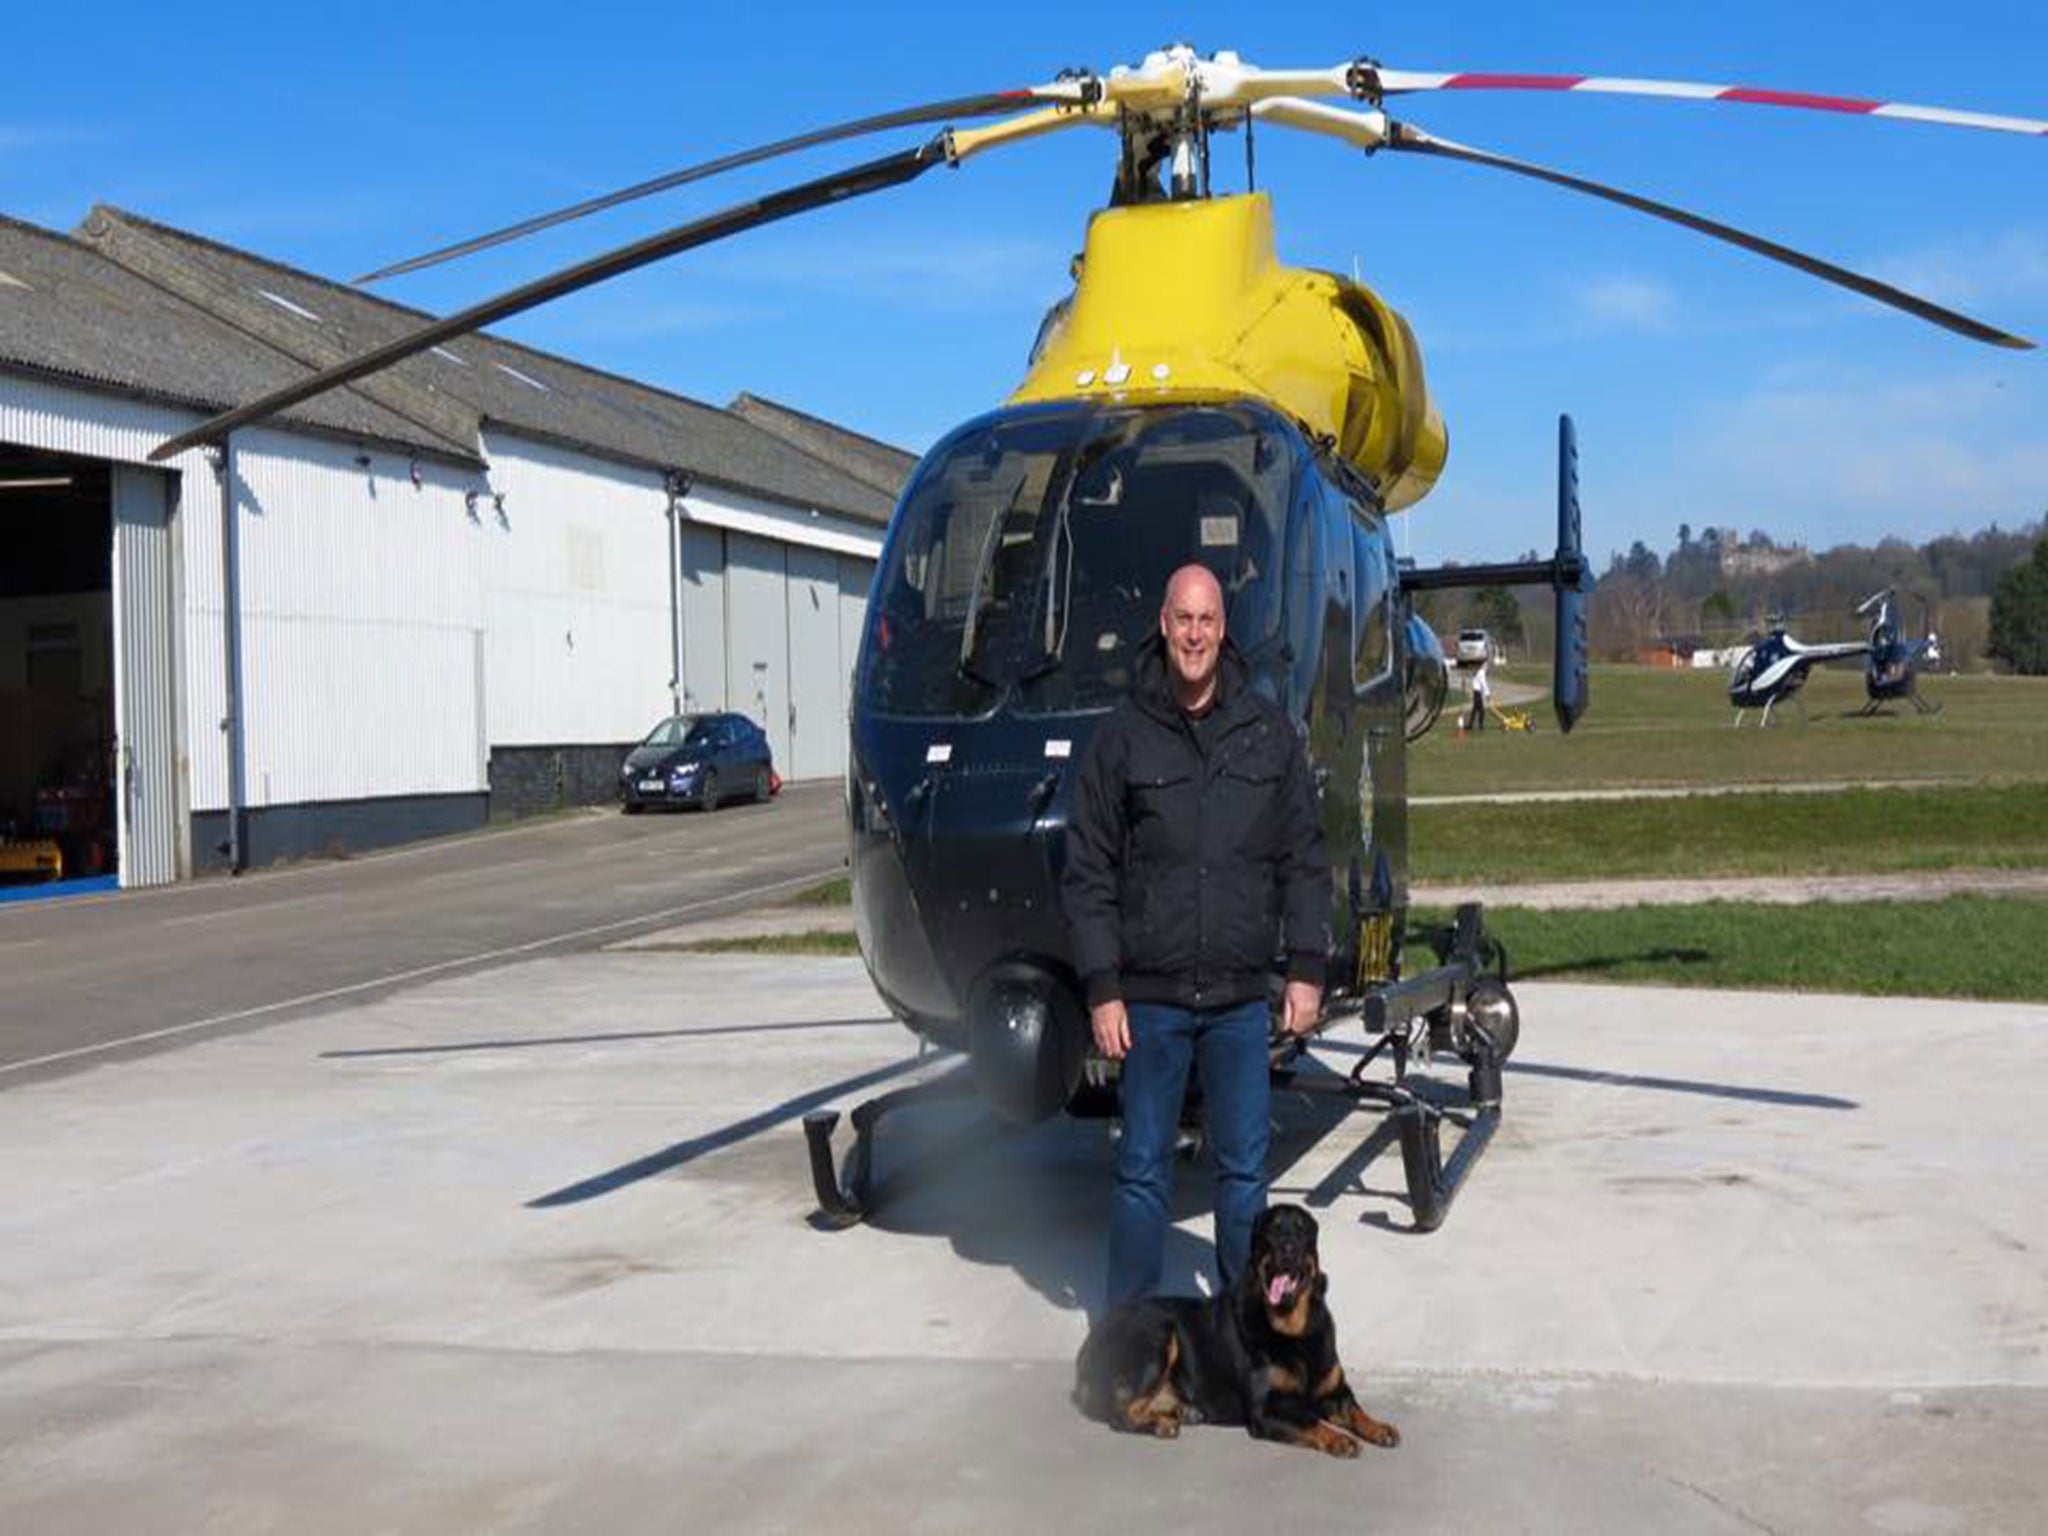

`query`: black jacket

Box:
[1061,633,1331,1011]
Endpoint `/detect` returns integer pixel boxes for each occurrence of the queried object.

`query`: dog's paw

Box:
[1310,1423,1361,1458]
[1358,1418,1399,1449]
[1150,1415,1181,1440]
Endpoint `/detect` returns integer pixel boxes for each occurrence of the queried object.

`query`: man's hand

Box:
[1282,980,1323,1037]
[1091,999,1131,1060]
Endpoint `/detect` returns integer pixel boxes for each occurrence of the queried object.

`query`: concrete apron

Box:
[2,955,2043,1532]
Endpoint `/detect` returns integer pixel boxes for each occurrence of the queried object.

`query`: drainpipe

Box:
[213,435,247,873]
[665,470,693,717]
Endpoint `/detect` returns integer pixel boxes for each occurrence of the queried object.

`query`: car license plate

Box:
[638,779,663,792]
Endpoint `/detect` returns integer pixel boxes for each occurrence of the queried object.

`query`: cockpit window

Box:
[861,404,1298,718]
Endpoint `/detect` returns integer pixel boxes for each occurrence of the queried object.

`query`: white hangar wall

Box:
[1,369,890,882]
[230,425,487,811]
[474,429,882,818]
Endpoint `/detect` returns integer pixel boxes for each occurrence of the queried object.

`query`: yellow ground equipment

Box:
[0,837,63,883]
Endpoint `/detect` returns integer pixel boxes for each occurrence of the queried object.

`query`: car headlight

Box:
[669,760,701,778]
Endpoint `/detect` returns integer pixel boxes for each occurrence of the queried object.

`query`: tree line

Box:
[1413,517,2048,674]
[1572,520,2039,671]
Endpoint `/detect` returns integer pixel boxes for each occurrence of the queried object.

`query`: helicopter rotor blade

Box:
[1359,66,2048,139]
[353,85,1092,285]
[150,139,952,462]
[1379,119,2034,350]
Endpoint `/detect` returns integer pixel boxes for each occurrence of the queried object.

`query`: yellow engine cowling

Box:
[1009,193,1448,511]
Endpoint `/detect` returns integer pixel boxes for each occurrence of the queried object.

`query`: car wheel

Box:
[699,769,719,811]
[753,766,771,803]
[622,801,644,815]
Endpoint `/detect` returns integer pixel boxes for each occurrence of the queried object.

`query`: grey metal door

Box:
[111,466,178,887]
[723,533,790,770]
[785,544,842,780]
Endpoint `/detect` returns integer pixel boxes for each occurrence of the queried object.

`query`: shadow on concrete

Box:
[524,1051,936,1208]
[322,1016,896,1059]
[1506,1058,1858,1111]
[849,1050,1401,1321]
[1313,1033,1857,1111]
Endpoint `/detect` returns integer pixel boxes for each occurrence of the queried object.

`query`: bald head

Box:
[1163,562,1224,617]
[1160,563,1225,711]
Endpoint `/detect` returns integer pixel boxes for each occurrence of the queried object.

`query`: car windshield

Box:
[641,715,714,748]
[861,404,1296,717]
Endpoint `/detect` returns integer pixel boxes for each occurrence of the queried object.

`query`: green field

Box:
[1411,664,2048,796]
[746,665,2048,998]
[1411,783,2048,884]
[1414,896,2048,1002]
[681,897,2048,1000]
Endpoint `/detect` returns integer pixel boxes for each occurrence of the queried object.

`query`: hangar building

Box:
[0,206,913,888]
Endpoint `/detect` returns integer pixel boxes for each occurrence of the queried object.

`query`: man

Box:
[1467,653,1490,732]
[1062,562,1331,1309]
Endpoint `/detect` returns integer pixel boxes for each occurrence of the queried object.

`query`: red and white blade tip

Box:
[1373,70,2048,137]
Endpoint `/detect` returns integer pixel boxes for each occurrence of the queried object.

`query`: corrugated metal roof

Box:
[0,215,467,459]
[75,207,896,524]
[729,392,918,501]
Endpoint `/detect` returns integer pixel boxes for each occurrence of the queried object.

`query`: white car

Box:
[1456,628,1493,666]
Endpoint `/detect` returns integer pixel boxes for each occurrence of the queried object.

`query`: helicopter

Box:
[1727,586,1946,725]
[146,45,2043,1233]
[1854,587,1945,716]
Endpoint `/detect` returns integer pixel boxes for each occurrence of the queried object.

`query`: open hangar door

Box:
[0,446,117,889]
[0,445,178,894]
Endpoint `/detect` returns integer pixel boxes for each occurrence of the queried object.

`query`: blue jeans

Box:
[1106,998,1272,1309]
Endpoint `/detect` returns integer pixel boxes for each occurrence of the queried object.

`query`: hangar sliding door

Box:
[111,466,178,887]
[723,533,790,771]
[785,544,842,781]
[678,523,727,714]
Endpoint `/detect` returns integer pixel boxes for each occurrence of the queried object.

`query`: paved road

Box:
[0,785,847,1083]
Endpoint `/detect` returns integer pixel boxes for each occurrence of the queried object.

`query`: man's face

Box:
[1161,569,1225,695]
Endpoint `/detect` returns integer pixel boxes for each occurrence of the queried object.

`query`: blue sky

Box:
[5,1,2044,564]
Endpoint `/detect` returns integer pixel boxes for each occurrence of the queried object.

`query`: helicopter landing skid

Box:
[1284,902,1516,1232]
[801,1068,978,1228]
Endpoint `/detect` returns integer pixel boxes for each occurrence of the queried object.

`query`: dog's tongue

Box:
[1266,1273,1295,1308]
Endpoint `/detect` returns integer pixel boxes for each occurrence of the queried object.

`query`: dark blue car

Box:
[619,713,776,812]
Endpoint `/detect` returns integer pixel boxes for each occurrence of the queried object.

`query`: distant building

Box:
[1720,540,1811,577]
[1,206,913,885]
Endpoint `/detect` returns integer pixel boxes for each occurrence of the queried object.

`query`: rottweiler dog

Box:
[1073,1204,1399,1457]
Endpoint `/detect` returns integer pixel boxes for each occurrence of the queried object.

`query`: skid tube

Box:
[1284,902,1516,1233]
[802,1067,977,1228]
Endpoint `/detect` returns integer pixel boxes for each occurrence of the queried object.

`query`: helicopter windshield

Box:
[862,404,1295,718]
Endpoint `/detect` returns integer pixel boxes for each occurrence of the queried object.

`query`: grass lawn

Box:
[676,897,2048,1000]
[1411,782,2048,884]
[1416,895,2048,1002]
[1411,664,2048,796]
